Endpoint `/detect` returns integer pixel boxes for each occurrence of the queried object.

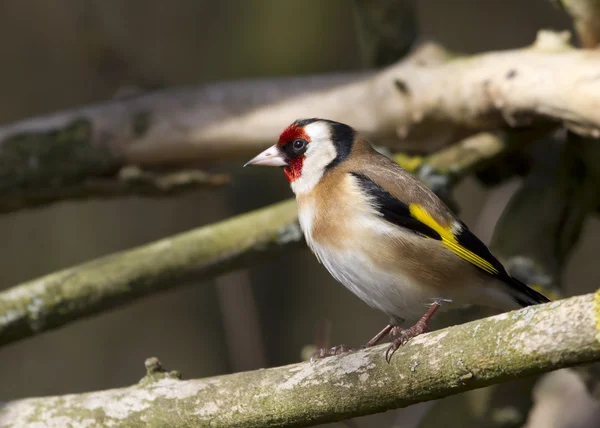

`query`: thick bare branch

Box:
[0,293,598,428]
[0,30,598,212]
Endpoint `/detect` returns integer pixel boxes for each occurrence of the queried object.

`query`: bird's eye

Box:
[292,139,307,151]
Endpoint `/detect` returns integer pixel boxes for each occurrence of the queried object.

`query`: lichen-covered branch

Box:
[0,119,230,213]
[0,130,530,348]
[0,293,598,428]
[0,30,598,211]
[0,199,302,347]
[2,164,230,214]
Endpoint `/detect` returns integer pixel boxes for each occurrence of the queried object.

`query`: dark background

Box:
[0,1,594,426]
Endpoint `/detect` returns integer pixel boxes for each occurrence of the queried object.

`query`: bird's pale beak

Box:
[244,144,288,167]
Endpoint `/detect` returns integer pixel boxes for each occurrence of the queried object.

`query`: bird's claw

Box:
[309,344,356,364]
[384,333,410,363]
[385,342,399,363]
[385,300,444,362]
[384,323,429,363]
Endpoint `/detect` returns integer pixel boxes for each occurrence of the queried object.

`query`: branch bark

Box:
[0,199,302,347]
[0,119,230,213]
[3,30,593,164]
[0,30,598,211]
[0,293,598,428]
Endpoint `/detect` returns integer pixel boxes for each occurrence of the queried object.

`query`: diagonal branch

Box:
[0,293,598,428]
[0,199,302,347]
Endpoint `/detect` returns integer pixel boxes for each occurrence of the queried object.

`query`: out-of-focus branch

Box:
[394,127,551,212]
[525,368,600,428]
[0,199,302,347]
[557,0,600,48]
[2,164,229,214]
[0,294,598,428]
[0,30,598,212]
[492,131,600,293]
[0,131,522,348]
[4,31,590,163]
[0,119,230,213]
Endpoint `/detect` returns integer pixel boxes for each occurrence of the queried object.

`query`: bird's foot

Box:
[385,321,429,363]
[310,345,358,364]
[389,325,404,339]
[309,324,398,364]
[385,300,444,363]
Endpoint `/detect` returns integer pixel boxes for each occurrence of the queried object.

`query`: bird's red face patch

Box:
[278,124,308,145]
[278,123,311,183]
[283,157,304,182]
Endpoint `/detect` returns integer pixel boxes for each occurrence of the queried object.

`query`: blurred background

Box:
[0,1,597,427]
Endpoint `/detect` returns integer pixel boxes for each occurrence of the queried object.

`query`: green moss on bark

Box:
[0,118,228,212]
[0,199,301,347]
[1,294,598,427]
[0,118,120,191]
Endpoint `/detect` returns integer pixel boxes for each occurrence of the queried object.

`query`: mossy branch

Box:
[0,119,230,213]
[1,293,599,427]
[0,199,302,347]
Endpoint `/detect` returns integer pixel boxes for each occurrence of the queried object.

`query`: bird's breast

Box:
[296,195,443,322]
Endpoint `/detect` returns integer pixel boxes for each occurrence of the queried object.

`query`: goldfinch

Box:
[245,118,550,362]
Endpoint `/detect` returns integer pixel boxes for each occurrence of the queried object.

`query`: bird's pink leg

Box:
[385,301,443,363]
[364,324,394,347]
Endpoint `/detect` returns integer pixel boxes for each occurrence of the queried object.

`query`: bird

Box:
[244,118,550,362]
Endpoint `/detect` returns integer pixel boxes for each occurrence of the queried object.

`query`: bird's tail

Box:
[503,275,551,307]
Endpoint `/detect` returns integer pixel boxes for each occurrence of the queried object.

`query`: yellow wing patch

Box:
[408,204,499,275]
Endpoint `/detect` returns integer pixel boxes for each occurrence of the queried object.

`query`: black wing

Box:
[351,172,550,306]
